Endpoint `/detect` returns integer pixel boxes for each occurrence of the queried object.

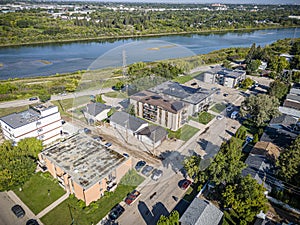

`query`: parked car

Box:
[135,161,146,171]
[141,165,154,176]
[151,169,163,181]
[11,205,25,218]
[216,115,224,120]
[26,219,39,225]
[29,97,38,101]
[179,179,192,190]
[231,111,239,119]
[83,128,91,134]
[223,93,229,97]
[104,142,112,148]
[226,106,233,112]
[108,204,124,220]
[125,190,141,205]
[123,153,129,158]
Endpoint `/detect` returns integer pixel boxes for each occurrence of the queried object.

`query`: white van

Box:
[231,111,239,119]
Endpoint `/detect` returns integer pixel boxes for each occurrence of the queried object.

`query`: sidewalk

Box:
[7,190,44,225]
[36,192,69,218]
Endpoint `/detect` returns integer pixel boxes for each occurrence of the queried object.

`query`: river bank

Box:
[0,25,297,48]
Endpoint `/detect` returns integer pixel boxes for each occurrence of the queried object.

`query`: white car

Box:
[217,115,224,120]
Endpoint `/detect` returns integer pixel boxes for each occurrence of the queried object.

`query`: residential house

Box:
[269,113,298,132]
[83,102,111,125]
[242,141,281,193]
[203,65,246,88]
[38,134,132,206]
[130,90,188,131]
[283,94,300,111]
[136,125,168,148]
[179,198,223,225]
[110,111,148,136]
[0,104,62,145]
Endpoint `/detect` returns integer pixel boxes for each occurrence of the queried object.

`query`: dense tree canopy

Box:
[0,138,43,191]
[240,94,281,127]
[222,175,268,225]
[276,135,300,186]
[157,210,179,225]
[268,80,289,101]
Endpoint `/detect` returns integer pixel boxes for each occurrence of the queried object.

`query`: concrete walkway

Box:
[36,192,69,218]
[6,190,44,225]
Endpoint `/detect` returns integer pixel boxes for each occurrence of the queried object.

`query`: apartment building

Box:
[39,134,132,206]
[130,90,188,131]
[203,66,246,88]
[0,104,62,145]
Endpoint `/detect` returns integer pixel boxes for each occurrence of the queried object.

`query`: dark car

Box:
[141,165,153,176]
[135,161,146,171]
[29,97,38,101]
[83,128,91,134]
[11,205,25,218]
[179,179,192,190]
[108,204,125,220]
[104,142,112,148]
[26,219,39,225]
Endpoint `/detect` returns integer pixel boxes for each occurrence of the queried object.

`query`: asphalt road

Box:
[0,192,30,225]
[0,88,112,109]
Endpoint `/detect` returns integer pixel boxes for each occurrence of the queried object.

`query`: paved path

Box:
[6,191,43,225]
[36,192,69,218]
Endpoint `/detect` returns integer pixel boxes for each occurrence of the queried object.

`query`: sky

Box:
[70,0,300,5]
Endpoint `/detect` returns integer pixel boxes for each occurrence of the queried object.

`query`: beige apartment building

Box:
[39,134,132,205]
[130,90,188,131]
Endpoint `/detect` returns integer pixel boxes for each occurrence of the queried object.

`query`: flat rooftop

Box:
[41,134,127,189]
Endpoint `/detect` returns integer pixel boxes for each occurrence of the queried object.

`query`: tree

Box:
[183,155,202,181]
[126,104,135,116]
[268,80,289,101]
[38,93,51,102]
[95,94,106,104]
[207,138,246,185]
[240,77,254,89]
[114,81,124,91]
[247,59,261,74]
[240,94,281,127]
[157,211,179,225]
[0,138,43,191]
[235,126,247,140]
[276,135,300,186]
[222,175,268,225]
[245,43,256,64]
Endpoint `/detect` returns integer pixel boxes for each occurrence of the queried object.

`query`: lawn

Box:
[172,75,193,84]
[41,170,144,225]
[193,111,215,125]
[210,103,226,113]
[104,91,128,99]
[51,95,91,112]
[168,125,199,141]
[13,172,66,214]
[0,105,29,117]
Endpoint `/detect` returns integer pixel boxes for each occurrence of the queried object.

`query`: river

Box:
[0,28,299,80]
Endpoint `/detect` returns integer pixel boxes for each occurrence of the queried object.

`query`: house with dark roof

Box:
[242,141,281,193]
[179,198,223,225]
[203,65,246,88]
[269,114,298,132]
[110,111,148,136]
[136,125,168,148]
[83,102,111,125]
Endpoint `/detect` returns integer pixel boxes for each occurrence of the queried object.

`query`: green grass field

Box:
[13,172,66,214]
[210,103,226,113]
[172,75,193,84]
[197,111,215,125]
[41,170,144,225]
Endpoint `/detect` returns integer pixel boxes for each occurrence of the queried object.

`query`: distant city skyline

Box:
[66,0,300,5]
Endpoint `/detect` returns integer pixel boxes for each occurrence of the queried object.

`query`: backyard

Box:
[41,169,144,225]
[13,172,66,214]
[189,111,215,125]
[168,124,199,141]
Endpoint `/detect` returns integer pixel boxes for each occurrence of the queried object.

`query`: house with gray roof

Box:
[269,114,298,131]
[203,65,246,88]
[83,102,111,125]
[179,198,223,225]
[110,111,148,136]
[136,125,168,148]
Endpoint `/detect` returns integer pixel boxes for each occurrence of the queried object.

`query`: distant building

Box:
[110,111,148,136]
[83,102,111,125]
[203,66,246,88]
[38,134,132,206]
[0,104,62,145]
[180,198,223,225]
